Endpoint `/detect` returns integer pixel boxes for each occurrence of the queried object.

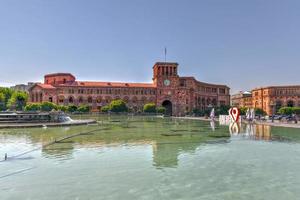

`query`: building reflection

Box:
[241,123,272,141]
[1,117,231,169]
[151,140,201,168]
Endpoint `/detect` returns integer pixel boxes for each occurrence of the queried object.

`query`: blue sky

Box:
[0,0,299,93]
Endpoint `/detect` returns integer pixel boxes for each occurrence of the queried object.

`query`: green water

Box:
[1,115,300,200]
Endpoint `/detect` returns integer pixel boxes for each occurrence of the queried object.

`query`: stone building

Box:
[231,86,300,115]
[11,82,35,92]
[231,91,252,108]
[252,86,300,115]
[28,62,230,116]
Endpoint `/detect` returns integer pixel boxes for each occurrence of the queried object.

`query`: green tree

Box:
[239,107,248,115]
[216,105,231,115]
[0,88,14,102]
[67,105,78,113]
[109,100,128,113]
[7,91,28,111]
[0,92,5,111]
[143,103,156,113]
[24,103,41,111]
[78,105,90,113]
[156,106,166,114]
[40,102,57,112]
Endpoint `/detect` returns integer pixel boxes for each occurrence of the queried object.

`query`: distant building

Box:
[28,62,230,116]
[231,86,300,115]
[252,86,300,115]
[11,82,35,92]
[231,91,252,108]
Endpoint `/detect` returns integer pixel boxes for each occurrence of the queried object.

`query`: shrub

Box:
[192,108,204,116]
[255,108,267,116]
[156,106,166,114]
[57,105,68,112]
[101,105,110,113]
[78,105,90,113]
[293,107,300,115]
[109,100,128,113]
[143,103,156,113]
[278,107,300,115]
[278,107,292,115]
[24,103,41,111]
[40,102,57,112]
[67,105,78,113]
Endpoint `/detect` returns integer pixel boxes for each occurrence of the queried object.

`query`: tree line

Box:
[0,88,28,111]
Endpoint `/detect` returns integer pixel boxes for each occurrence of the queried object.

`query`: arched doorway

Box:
[275,100,282,113]
[287,100,294,107]
[162,100,172,116]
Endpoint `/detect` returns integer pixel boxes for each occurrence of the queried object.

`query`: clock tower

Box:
[152,62,179,87]
[153,62,180,115]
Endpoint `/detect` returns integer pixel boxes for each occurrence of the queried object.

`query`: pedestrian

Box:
[294,114,298,124]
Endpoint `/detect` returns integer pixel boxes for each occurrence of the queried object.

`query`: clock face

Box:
[164,79,171,86]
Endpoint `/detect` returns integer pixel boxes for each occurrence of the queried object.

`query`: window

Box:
[180,80,186,87]
[219,88,225,94]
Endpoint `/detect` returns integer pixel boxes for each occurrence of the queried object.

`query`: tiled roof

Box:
[61,81,156,88]
[44,73,75,78]
[36,83,56,89]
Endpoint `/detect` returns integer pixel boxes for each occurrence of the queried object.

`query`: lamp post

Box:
[270,101,275,122]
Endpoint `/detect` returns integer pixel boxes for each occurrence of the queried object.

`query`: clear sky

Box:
[0,0,299,93]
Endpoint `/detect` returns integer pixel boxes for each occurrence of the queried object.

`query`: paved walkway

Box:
[173,116,300,129]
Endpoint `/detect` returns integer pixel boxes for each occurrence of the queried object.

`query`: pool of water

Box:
[1,115,300,200]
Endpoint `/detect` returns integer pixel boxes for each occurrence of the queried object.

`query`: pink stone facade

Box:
[29,62,230,116]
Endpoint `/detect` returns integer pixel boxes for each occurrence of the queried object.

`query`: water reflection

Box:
[210,120,215,131]
[42,141,75,159]
[232,123,282,141]
[1,115,300,169]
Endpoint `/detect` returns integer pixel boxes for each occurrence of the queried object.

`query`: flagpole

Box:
[164,47,167,63]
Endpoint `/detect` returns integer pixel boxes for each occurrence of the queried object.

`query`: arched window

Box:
[58,96,64,103]
[123,96,129,103]
[96,97,102,103]
[132,96,138,104]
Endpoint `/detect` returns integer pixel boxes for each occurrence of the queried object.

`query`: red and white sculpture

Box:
[228,107,240,123]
